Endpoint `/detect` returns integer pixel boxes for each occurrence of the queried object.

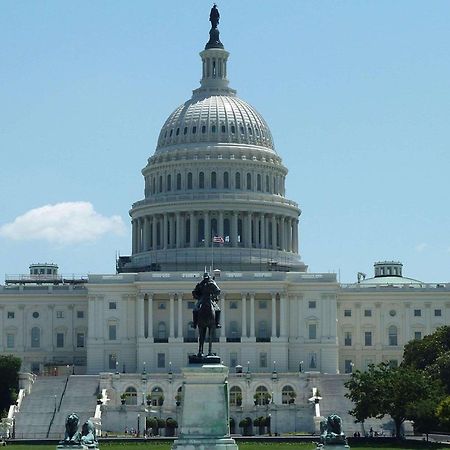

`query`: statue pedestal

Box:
[172,364,238,450]
[57,445,88,450]
[316,445,350,450]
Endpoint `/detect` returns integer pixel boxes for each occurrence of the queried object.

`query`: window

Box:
[177,173,182,190]
[364,309,372,317]
[211,171,217,188]
[223,171,229,189]
[56,333,64,348]
[259,352,267,368]
[344,309,351,317]
[157,353,166,368]
[231,125,235,134]
[308,323,317,340]
[257,321,268,339]
[235,172,241,189]
[229,321,239,338]
[435,309,442,317]
[388,325,398,346]
[77,311,84,319]
[109,302,117,310]
[309,352,317,369]
[108,353,117,370]
[192,126,197,134]
[246,173,252,190]
[211,124,216,133]
[229,301,238,309]
[229,386,242,406]
[167,174,171,191]
[258,301,267,309]
[255,385,269,405]
[109,324,117,341]
[257,174,261,191]
[229,352,238,368]
[308,301,316,309]
[344,360,353,374]
[151,386,164,405]
[77,333,85,348]
[199,172,205,188]
[158,303,166,310]
[56,311,64,319]
[344,331,352,346]
[7,311,15,319]
[157,322,167,339]
[364,331,372,346]
[31,327,40,348]
[414,331,422,340]
[187,172,193,189]
[202,125,206,134]
[124,386,137,405]
[32,311,39,319]
[282,385,296,405]
[414,309,421,317]
[6,334,14,348]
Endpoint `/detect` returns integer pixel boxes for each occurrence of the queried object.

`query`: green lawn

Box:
[4,441,450,450]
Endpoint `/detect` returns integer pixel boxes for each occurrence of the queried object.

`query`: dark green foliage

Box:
[0,355,21,417]
[165,418,178,428]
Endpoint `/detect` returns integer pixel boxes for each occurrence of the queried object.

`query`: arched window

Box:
[159,175,163,193]
[223,171,229,189]
[31,327,40,348]
[199,172,205,189]
[151,387,164,406]
[187,172,193,189]
[158,322,167,339]
[185,219,190,245]
[257,174,261,191]
[246,173,252,190]
[176,173,182,190]
[282,385,296,404]
[265,175,270,192]
[167,174,171,191]
[388,325,398,346]
[229,386,242,406]
[235,172,241,189]
[211,171,217,188]
[254,386,270,406]
[124,386,137,405]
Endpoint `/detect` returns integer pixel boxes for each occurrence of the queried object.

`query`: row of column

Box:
[132,211,299,254]
[134,292,288,341]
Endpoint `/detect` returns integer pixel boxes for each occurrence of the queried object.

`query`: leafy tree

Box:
[345,362,441,438]
[403,326,450,393]
[406,398,440,441]
[0,355,21,417]
[436,396,450,430]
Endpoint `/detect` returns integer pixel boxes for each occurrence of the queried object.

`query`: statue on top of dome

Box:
[210,4,220,29]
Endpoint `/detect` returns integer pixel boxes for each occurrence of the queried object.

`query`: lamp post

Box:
[137,414,140,437]
[299,361,303,373]
[143,361,146,374]
[115,361,119,374]
[350,362,355,373]
[54,394,57,412]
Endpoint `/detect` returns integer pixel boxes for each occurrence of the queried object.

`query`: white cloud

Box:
[415,242,428,252]
[0,202,126,245]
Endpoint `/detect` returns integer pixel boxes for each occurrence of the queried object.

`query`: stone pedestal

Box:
[57,445,88,450]
[172,364,238,450]
[316,446,350,450]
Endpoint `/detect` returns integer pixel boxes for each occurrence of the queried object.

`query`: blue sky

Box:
[1,1,449,283]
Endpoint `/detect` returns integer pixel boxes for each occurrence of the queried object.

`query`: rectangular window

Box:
[77,311,84,319]
[157,353,165,368]
[364,331,372,346]
[158,303,166,310]
[344,360,353,374]
[109,302,117,310]
[414,331,422,340]
[108,324,117,341]
[308,323,317,340]
[364,309,372,317]
[76,333,85,348]
[229,352,238,368]
[187,301,195,310]
[6,334,14,348]
[56,333,64,348]
[259,301,267,309]
[308,301,316,309]
[108,354,117,370]
[56,311,64,318]
[344,331,352,346]
[7,311,15,319]
[259,352,267,368]
[344,309,351,317]
[414,309,422,317]
[435,309,442,317]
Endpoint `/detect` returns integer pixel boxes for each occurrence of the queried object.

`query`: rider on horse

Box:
[191,272,221,329]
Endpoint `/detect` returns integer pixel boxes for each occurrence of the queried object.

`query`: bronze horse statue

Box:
[197,295,216,357]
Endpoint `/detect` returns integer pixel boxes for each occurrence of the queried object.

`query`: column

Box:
[132,220,137,253]
[245,212,252,247]
[241,294,247,339]
[293,219,299,253]
[287,218,292,252]
[280,217,286,251]
[250,293,255,339]
[218,211,224,238]
[252,215,258,247]
[280,293,287,338]
[190,212,195,247]
[231,211,238,246]
[260,213,266,248]
[137,294,144,339]
[220,293,226,340]
[176,212,182,248]
[177,294,183,339]
[163,213,168,249]
[169,294,175,339]
[143,217,150,251]
[204,211,210,246]
[169,214,175,248]
[271,294,277,338]
[152,215,158,250]
[147,294,154,340]
[271,215,277,249]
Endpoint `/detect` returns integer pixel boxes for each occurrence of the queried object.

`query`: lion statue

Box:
[60,413,81,445]
[80,419,98,448]
[319,414,347,447]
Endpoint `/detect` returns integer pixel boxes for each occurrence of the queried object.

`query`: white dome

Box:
[156,94,275,152]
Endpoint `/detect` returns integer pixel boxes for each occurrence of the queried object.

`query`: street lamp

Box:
[54,395,57,411]
[137,414,140,437]
[299,361,304,373]
[143,361,146,374]
[350,362,355,373]
[115,361,119,374]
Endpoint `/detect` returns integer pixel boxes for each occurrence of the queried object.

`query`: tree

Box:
[436,396,450,430]
[407,398,440,441]
[0,355,21,418]
[345,362,441,438]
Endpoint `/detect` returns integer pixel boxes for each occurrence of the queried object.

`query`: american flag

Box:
[212,235,224,244]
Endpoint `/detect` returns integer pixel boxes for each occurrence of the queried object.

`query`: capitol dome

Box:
[122,6,306,274]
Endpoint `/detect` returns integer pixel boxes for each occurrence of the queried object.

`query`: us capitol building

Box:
[1,7,449,435]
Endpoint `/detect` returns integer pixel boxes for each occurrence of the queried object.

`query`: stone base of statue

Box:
[57,445,88,450]
[316,445,350,450]
[188,354,221,364]
[172,363,238,450]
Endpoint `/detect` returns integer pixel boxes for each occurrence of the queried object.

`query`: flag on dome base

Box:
[213,236,224,244]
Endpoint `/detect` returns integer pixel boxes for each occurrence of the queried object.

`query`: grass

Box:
[4,441,450,450]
